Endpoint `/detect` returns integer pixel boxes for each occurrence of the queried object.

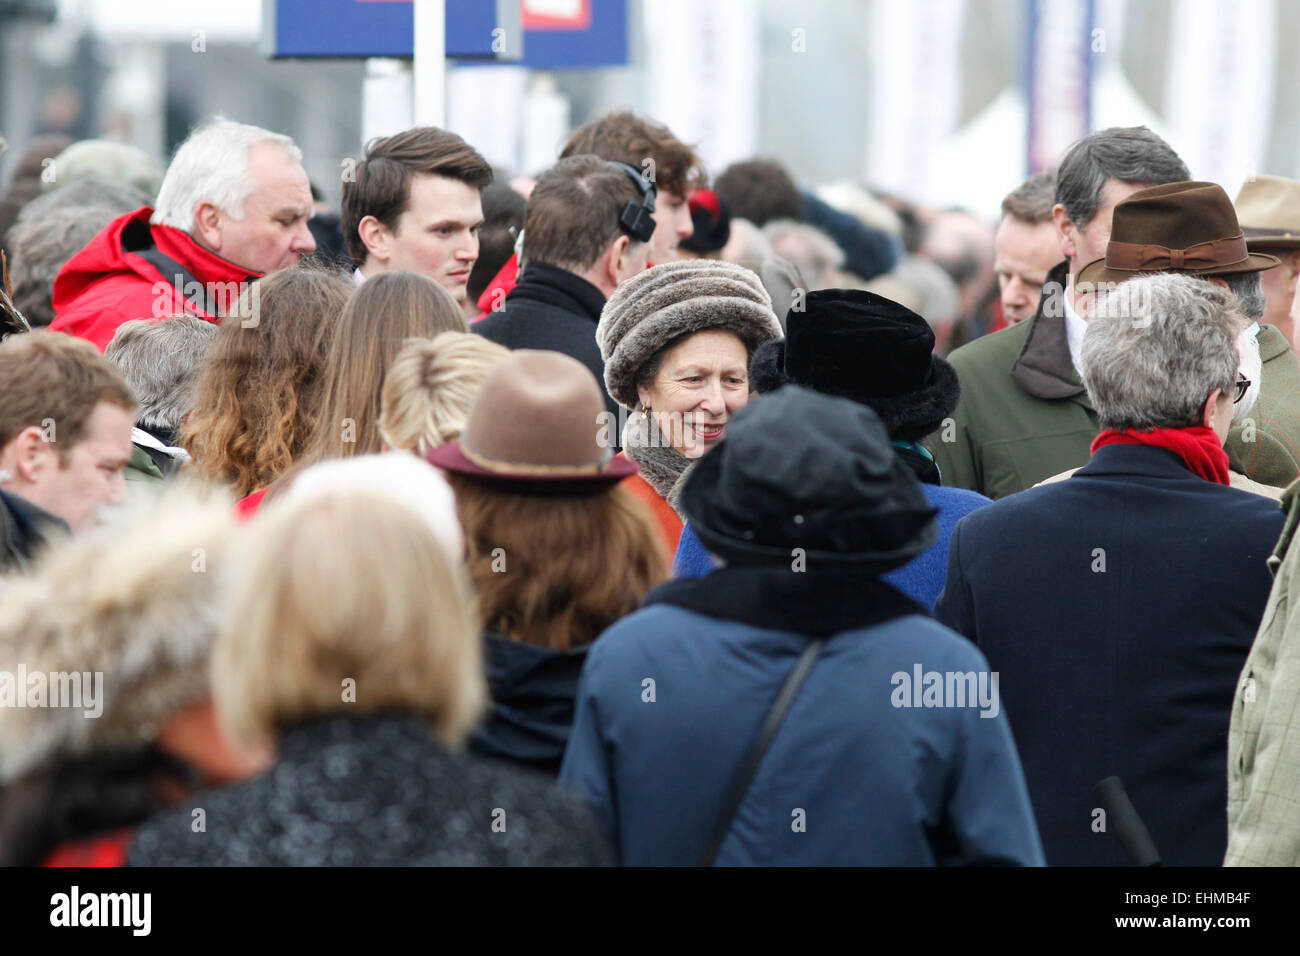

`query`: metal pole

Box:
[412,0,446,128]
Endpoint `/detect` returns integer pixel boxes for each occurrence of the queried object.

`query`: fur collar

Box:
[622,411,697,514]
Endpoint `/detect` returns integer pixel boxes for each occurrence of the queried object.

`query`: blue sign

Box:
[263,0,628,68]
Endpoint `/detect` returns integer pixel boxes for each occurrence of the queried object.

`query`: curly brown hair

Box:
[560,110,706,200]
[447,475,668,651]
[181,267,351,497]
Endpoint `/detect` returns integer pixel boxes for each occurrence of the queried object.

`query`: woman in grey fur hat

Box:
[596,259,783,549]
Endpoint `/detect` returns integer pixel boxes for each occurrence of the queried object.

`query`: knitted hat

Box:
[597,259,783,410]
[0,483,235,783]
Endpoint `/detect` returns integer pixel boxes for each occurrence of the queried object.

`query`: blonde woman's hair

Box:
[379,332,508,453]
[214,487,486,754]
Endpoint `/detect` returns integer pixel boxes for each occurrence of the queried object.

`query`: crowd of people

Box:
[4,108,1300,866]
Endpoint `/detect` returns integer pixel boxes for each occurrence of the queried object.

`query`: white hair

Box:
[150,118,302,232]
[278,453,463,565]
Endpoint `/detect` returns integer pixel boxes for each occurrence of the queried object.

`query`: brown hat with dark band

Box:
[1235,174,1300,251]
[425,349,637,494]
[1078,181,1280,287]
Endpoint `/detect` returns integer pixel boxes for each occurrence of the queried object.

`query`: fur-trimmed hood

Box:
[0,482,235,783]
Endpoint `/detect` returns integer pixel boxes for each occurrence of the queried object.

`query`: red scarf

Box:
[1090,425,1230,485]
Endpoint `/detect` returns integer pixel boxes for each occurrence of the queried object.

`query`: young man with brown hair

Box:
[342,126,494,308]
[0,332,138,569]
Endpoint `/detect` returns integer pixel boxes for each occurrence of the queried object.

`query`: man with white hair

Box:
[48,119,315,350]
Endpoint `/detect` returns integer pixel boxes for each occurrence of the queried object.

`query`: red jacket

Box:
[473,253,520,320]
[49,206,262,351]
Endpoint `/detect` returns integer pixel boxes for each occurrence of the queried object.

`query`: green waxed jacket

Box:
[927,261,1098,499]
[930,260,1300,499]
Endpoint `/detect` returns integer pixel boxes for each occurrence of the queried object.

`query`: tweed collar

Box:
[1012,260,1092,402]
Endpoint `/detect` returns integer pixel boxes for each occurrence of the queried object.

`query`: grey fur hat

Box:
[597,259,784,409]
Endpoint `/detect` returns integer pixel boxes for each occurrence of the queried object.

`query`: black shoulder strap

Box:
[121,218,219,317]
[699,637,826,866]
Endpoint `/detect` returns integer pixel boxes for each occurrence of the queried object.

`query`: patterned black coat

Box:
[127,714,610,866]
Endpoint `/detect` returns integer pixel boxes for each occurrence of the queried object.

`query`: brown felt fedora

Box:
[1235,174,1300,251]
[1077,181,1280,287]
[424,349,637,494]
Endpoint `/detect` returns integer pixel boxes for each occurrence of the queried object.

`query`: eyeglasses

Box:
[1233,376,1251,404]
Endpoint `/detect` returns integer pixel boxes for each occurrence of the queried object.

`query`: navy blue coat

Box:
[559,586,1044,866]
[934,444,1284,866]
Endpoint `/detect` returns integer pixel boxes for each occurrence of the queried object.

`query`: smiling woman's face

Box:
[636,328,750,459]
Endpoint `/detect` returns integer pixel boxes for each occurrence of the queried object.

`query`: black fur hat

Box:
[749,289,960,441]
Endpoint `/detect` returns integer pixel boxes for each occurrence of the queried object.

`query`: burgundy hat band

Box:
[1105,234,1248,272]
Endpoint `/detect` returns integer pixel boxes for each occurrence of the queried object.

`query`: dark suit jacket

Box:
[935,443,1284,865]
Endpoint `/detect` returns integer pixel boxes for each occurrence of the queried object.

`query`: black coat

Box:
[934,444,1284,865]
[127,714,611,866]
[0,488,65,573]
[469,633,588,776]
[472,264,622,440]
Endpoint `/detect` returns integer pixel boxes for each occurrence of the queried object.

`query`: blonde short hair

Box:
[378,332,508,453]
[214,486,486,753]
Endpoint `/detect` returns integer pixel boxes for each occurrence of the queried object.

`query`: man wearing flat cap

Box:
[1075,181,1299,490]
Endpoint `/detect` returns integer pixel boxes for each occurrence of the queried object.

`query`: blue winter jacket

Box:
[673,482,991,609]
[559,601,1044,866]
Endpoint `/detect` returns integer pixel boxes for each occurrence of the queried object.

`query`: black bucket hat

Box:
[749,288,960,441]
[680,385,938,571]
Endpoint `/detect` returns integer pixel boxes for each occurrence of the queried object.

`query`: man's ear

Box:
[4,425,55,484]
[1201,388,1222,429]
[357,215,390,263]
[1051,203,1076,262]
[607,235,631,286]
[193,201,223,251]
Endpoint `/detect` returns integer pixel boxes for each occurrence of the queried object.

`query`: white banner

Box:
[643,0,759,180]
[1164,0,1276,189]
[864,0,964,204]
[1026,0,1093,174]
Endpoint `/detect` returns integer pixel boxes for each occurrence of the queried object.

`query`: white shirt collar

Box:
[1063,286,1087,379]
[353,266,367,286]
